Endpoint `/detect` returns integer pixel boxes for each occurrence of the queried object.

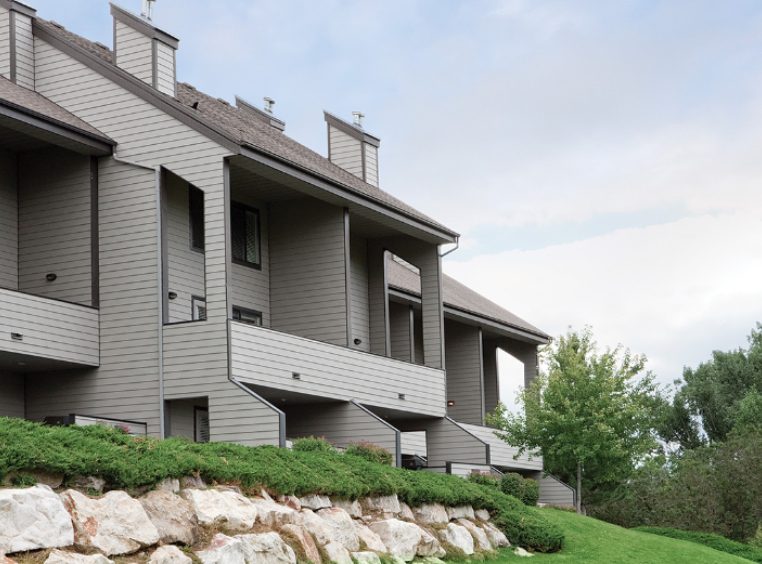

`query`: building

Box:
[0,0,573,504]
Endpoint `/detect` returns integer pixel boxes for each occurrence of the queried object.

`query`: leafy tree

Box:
[675,324,762,443]
[488,328,661,513]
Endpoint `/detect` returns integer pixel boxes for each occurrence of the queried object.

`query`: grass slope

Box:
[634,527,762,563]
[0,418,562,552]
[490,509,752,563]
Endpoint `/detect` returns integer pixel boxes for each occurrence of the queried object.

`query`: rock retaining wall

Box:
[0,481,512,563]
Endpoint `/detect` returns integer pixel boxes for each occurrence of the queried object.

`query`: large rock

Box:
[482,522,510,548]
[278,495,302,511]
[237,533,297,564]
[438,523,474,556]
[474,509,491,521]
[60,489,160,556]
[44,551,114,564]
[0,485,74,554]
[0,555,15,564]
[361,495,401,515]
[353,522,387,553]
[413,504,449,525]
[196,533,246,564]
[148,545,192,564]
[352,552,381,564]
[368,519,422,562]
[279,524,322,564]
[300,507,360,551]
[398,502,415,521]
[514,546,534,557]
[323,542,352,564]
[332,498,363,518]
[298,494,331,511]
[417,528,446,558]
[139,489,198,545]
[252,498,297,528]
[446,505,475,520]
[181,488,258,530]
[457,519,492,551]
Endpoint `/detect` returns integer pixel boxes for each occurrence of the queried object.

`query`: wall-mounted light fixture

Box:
[45,273,57,282]
[168,291,178,300]
[447,400,455,407]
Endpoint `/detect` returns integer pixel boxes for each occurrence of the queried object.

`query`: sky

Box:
[31,0,762,407]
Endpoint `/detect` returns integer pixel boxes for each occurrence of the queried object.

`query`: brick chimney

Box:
[0,0,37,89]
[110,3,178,97]
[324,111,380,187]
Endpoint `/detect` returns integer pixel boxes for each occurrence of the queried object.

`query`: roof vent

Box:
[235,96,286,132]
[111,3,179,97]
[324,111,380,187]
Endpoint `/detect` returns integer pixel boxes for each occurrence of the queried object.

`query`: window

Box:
[232,306,263,326]
[191,295,207,321]
[189,187,205,252]
[231,202,261,268]
[194,407,210,443]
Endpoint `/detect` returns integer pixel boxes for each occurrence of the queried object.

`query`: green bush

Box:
[500,472,525,499]
[0,418,564,552]
[467,473,501,491]
[634,527,762,563]
[345,442,393,466]
[291,436,334,453]
[522,478,540,506]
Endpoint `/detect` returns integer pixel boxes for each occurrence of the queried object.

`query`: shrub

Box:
[345,442,393,466]
[522,478,540,506]
[0,418,564,552]
[634,527,762,563]
[291,436,334,453]
[467,473,501,491]
[500,472,525,499]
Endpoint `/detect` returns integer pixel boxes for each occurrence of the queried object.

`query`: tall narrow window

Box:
[189,187,205,252]
[231,202,261,268]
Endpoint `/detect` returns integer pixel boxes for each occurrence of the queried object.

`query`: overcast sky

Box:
[33,0,762,406]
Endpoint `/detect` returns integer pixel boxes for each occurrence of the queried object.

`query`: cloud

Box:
[446,211,762,388]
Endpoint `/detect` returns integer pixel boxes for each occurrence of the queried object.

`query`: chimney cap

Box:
[324,111,380,147]
[352,111,365,128]
[0,0,36,17]
[141,0,156,21]
[110,3,179,48]
[263,97,275,114]
[236,96,286,132]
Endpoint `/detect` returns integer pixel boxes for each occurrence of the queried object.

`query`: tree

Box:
[488,328,661,513]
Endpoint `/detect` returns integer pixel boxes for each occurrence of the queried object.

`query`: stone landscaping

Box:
[0,481,515,563]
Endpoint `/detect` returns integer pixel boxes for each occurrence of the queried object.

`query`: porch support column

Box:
[367,242,390,356]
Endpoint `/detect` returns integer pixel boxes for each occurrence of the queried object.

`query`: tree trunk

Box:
[576,460,582,514]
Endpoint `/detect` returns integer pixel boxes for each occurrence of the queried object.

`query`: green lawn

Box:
[488,509,752,563]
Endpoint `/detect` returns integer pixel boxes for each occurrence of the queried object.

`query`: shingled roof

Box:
[33,18,457,239]
[0,75,112,142]
[387,259,550,342]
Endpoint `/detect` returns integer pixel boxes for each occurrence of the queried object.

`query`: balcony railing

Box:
[229,321,446,417]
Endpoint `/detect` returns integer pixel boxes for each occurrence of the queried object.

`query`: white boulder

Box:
[457,519,493,551]
[398,502,415,521]
[332,498,363,518]
[298,494,331,511]
[446,505,475,520]
[148,545,192,564]
[44,551,114,564]
[323,542,352,564]
[417,527,446,558]
[252,498,297,527]
[438,523,474,556]
[60,489,160,556]
[0,485,74,554]
[413,503,449,525]
[314,508,360,550]
[279,524,322,564]
[139,489,198,545]
[352,552,382,564]
[368,519,422,562]
[237,532,297,564]
[514,546,534,557]
[196,533,246,564]
[181,488,258,530]
[482,522,510,548]
[353,522,387,553]
[361,495,401,515]
[475,509,491,521]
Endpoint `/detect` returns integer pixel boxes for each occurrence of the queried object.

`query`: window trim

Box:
[191,295,207,321]
[188,186,205,253]
[231,201,262,270]
[232,305,263,326]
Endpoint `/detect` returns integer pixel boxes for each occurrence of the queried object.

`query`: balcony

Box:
[0,288,99,369]
[229,320,446,417]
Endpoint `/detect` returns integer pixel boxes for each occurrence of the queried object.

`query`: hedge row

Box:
[0,418,563,552]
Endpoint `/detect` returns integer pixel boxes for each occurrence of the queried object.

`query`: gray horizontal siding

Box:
[0,7,10,77]
[349,234,370,352]
[269,199,347,346]
[17,148,93,306]
[448,462,492,477]
[328,125,363,179]
[0,373,25,418]
[13,11,34,89]
[0,148,17,290]
[445,320,484,425]
[364,143,378,187]
[0,287,99,365]
[483,340,499,415]
[287,402,398,464]
[114,20,153,85]
[423,417,488,467]
[457,421,543,470]
[389,301,412,362]
[230,321,446,417]
[400,431,427,457]
[155,41,175,96]
[538,475,576,507]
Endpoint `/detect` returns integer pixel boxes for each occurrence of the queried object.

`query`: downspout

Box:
[111,151,166,438]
